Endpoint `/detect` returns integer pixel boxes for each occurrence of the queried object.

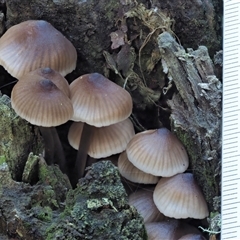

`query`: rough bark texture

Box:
[0,94,43,181]
[151,0,222,57]
[158,32,221,211]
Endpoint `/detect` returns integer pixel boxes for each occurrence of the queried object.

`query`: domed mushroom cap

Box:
[68,118,135,158]
[24,67,70,97]
[146,220,201,240]
[126,128,189,177]
[70,73,133,127]
[153,173,209,219]
[128,189,164,223]
[11,76,73,127]
[118,151,159,184]
[0,20,77,78]
[178,234,207,240]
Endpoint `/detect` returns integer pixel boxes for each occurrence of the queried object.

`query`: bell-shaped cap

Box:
[24,67,70,97]
[0,20,77,78]
[70,73,133,127]
[146,220,201,240]
[153,173,209,219]
[126,128,189,177]
[178,234,207,240]
[68,118,135,158]
[11,76,73,127]
[118,151,159,184]
[128,189,164,223]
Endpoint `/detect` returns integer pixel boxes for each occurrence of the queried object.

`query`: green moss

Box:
[0,94,44,180]
[173,126,219,212]
[45,161,147,240]
[32,206,53,222]
[0,156,6,165]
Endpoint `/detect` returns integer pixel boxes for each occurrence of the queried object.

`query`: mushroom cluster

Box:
[0,19,209,238]
[118,127,209,238]
[0,20,134,185]
[0,20,77,175]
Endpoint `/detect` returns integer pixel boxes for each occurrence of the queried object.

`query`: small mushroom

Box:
[126,127,189,177]
[11,72,73,173]
[145,220,201,240]
[128,189,164,223]
[178,234,207,240]
[118,151,159,184]
[69,72,132,183]
[0,20,77,78]
[68,118,135,158]
[153,173,209,219]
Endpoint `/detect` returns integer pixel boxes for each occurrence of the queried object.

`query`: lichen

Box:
[172,125,219,213]
[45,161,147,240]
[0,94,44,181]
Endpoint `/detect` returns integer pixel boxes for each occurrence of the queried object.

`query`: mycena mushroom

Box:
[0,20,77,78]
[11,70,73,173]
[153,173,209,219]
[69,72,133,184]
[68,118,135,159]
[126,127,189,177]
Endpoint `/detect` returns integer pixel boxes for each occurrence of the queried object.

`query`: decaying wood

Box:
[158,31,221,213]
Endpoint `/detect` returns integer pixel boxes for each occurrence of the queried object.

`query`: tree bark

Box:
[158,32,221,213]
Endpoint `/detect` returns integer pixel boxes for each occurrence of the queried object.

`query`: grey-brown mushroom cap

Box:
[0,20,77,78]
[178,234,207,240]
[153,173,209,219]
[126,128,189,177]
[68,118,135,158]
[128,189,164,223]
[145,220,201,240]
[70,73,133,127]
[21,67,71,97]
[11,77,73,127]
[118,151,159,184]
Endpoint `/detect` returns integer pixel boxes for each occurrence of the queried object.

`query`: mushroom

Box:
[128,189,164,223]
[145,220,202,240]
[26,67,71,97]
[178,234,207,240]
[11,70,73,173]
[69,72,132,183]
[0,20,77,78]
[153,173,209,219]
[68,118,135,159]
[126,127,189,177]
[118,151,159,184]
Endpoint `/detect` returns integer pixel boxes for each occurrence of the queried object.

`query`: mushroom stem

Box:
[72,123,93,185]
[39,126,67,173]
[39,127,55,165]
[51,127,68,173]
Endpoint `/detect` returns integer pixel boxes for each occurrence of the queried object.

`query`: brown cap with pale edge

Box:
[0,20,77,78]
[11,77,73,127]
[118,151,159,184]
[128,189,164,223]
[153,173,209,219]
[68,118,135,158]
[26,67,70,97]
[126,127,189,177]
[178,234,207,240]
[146,220,202,240]
[70,73,133,127]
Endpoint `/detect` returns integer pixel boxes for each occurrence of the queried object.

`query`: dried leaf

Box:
[116,44,136,77]
[103,51,118,74]
[110,30,125,49]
